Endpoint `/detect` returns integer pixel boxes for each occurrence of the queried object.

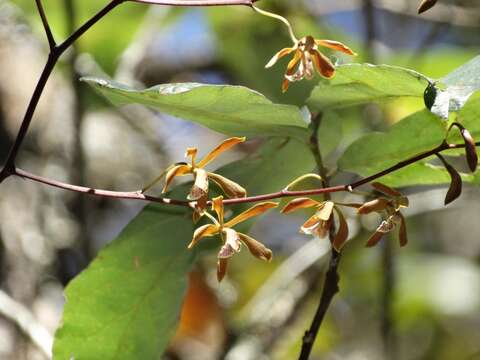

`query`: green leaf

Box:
[338,109,449,186]
[83,78,309,141]
[307,64,430,111]
[219,137,315,196]
[53,204,195,360]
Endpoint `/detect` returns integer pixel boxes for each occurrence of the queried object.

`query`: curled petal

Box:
[357,198,390,214]
[398,213,408,247]
[197,137,246,168]
[217,258,228,282]
[188,168,209,201]
[371,182,402,197]
[281,197,320,214]
[162,164,191,193]
[208,172,247,199]
[317,201,335,221]
[225,202,278,228]
[218,228,241,258]
[311,50,335,78]
[366,231,384,247]
[265,47,295,68]
[185,147,198,166]
[332,207,349,251]
[212,196,224,225]
[285,50,303,75]
[238,233,272,262]
[189,224,219,249]
[315,39,357,56]
[300,214,321,235]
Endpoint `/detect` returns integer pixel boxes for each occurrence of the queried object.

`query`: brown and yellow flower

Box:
[266,35,356,92]
[162,137,247,218]
[281,198,349,251]
[357,183,409,247]
[189,196,278,282]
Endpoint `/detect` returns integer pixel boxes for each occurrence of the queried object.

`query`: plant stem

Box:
[298,113,341,360]
[35,0,56,50]
[9,141,476,208]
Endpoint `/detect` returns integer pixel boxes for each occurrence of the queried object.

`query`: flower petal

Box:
[300,214,321,235]
[188,224,219,249]
[317,201,334,221]
[162,164,191,193]
[197,137,246,168]
[265,47,295,68]
[238,233,272,262]
[185,147,198,166]
[188,168,209,201]
[218,228,241,258]
[212,196,224,225]
[281,197,320,214]
[332,207,349,251]
[311,50,335,78]
[285,50,303,74]
[208,172,247,199]
[217,258,228,282]
[357,198,390,214]
[315,39,357,56]
[224,202,278,228]
[366,231,384,247]
[398,213,408,247]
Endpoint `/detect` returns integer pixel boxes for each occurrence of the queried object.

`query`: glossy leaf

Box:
[308,64,430,111]
[53,204,195,359]
[83,78,309,141]
[338,109,446,184]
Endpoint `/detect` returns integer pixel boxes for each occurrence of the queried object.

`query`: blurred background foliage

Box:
[0,0,480,359]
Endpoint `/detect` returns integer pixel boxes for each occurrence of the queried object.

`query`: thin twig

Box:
[298,114,340,360]
[7,141,476,209]
[35,0,56,50]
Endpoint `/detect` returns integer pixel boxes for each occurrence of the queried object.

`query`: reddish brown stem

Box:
[9,141,476,208]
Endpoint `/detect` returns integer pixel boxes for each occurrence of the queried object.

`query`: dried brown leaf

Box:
[438,154,463,205]
[461,128,478,172]
[418,0,437,14]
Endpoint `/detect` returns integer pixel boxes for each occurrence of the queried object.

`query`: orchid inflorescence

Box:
[253,4,356,92]
[152,137,412,281]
